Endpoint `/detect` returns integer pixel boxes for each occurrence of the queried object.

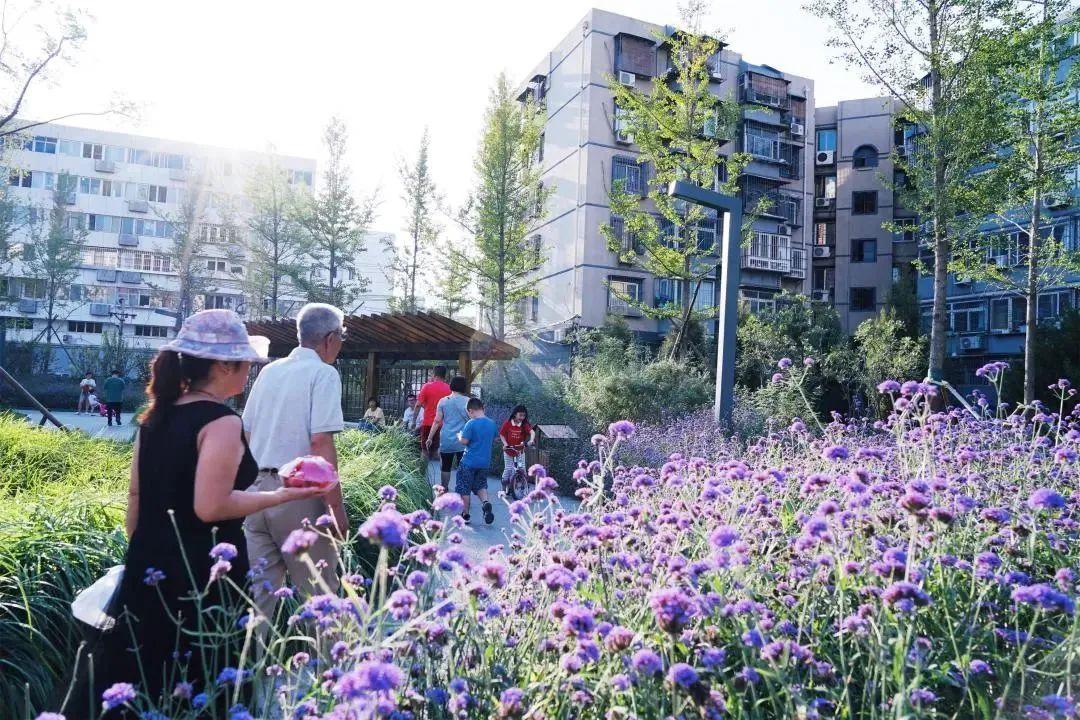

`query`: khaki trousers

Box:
[244,471,340,620]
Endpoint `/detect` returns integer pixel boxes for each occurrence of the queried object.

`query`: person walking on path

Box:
[426,375,471,490]
[242,303,350,620]
[102,369,126,426]
[64,310,327,719]
[76,371,95,414]
[415,365,450,459]
[456,397,497,524]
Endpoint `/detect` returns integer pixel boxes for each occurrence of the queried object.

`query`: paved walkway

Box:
[16,408,137,440]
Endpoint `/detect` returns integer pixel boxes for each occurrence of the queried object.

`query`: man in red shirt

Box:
[499,404,535,492]
[415,365,451,461]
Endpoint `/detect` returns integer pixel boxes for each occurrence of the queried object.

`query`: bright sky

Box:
[22,0,876,260]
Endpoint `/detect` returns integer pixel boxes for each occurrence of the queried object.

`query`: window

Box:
[850,287,876,312]
[9,170,31,188]
[3,317,33,330]
[895,219,917,243]
[147,185,168,203]
[852,191,878,215]
[199,225,237,244]
[58,140,81,156]
[990,298,1010,331]
[615,34,655,77]
[83,247,118,267]
[31,172,56,190]
[204,294,235,310]
[853,144,879,169]
[742,289,776,315]
[288,169,313,187]
[134,325,168,337]
[612,156,646,195]
[82,143,104,160]
[68,321,104,334]
[852,238,877,262]
[32,136,57,154]
[166,154,185,170]
[813,267,835,293]
[815,175,836,200]
[816,128,837,152]
[607,277,643,314]
[744,121,780,160]
[117,288,153,307]
[814,222,835,245]
[1037,290,1074,321]
[950,300,986,333]
[206,259,227,272]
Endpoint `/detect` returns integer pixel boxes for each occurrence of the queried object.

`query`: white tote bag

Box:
[71,565,123,631]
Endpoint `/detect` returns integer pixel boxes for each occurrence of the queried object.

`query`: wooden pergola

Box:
[245,312,518,412]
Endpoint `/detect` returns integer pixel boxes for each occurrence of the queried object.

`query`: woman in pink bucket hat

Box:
[66,310,331,718]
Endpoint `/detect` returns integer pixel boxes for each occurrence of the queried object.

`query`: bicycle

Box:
[504,445,530,500]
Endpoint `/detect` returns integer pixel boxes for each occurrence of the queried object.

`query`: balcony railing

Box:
[744,134,781,161]
[741,232,791,273]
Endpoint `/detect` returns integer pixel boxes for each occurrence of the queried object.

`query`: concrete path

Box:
[15,408,137,441]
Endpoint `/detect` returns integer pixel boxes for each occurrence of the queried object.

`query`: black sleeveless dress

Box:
[71,402,257,718]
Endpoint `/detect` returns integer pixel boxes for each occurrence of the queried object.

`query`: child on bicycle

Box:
[499,405,535,494]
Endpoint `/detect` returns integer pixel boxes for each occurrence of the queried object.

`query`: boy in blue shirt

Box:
[456,397,498,524]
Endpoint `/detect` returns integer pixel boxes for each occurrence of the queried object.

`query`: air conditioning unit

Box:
[777,224,792,236]
[960,335,985,351]
[812,246,831,258]
[614,119,632,144]
[128,199,149,213]
[89,303,111,317]
[17,299,37,314]
[169,168,188,182]
[618,71,637,86]
[94,159,116,174]
[61,192,76,205]
[896,145,909,158]
[1043,193,1070,209]
[811,290,831,302]
[815,150,835,166]
[118,233,138,247]
[814,197,833,208]
[790,122,805,136]
[62,334,72,343]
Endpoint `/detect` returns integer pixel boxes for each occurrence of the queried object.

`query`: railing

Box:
[741,232,791,272]
[744,134,781,161]
[788,246,807,278]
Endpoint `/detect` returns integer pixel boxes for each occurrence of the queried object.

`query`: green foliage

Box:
[601,5,748,361]
[735,294,846,389]
[389,129,442,313]
[457,73,548,339]
[0,417,429,715]
[851,309,927,413]
[566,326,711,427]
[243,157,310,320]
[155,174,218,329]
[1001,308,1080,409]
[295,117,378,309]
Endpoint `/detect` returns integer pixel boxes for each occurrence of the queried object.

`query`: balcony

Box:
[787,243,807,279]
[740,73,790,110]
[745,190,801,226]
[741,232,791,273]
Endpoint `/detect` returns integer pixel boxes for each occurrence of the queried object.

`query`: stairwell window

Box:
[612,156,646,196]
[852,191,878,215]
[850,287,876,312]
[852,238,877,262]
[853,144,879,169]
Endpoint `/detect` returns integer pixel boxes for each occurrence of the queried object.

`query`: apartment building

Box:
[811,97,918,333]
[515,9,813,344]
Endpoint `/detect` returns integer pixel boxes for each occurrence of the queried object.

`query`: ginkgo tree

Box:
[601,1,750,362]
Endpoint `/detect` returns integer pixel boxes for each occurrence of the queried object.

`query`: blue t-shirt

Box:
[437,394,471,453]
[459,416,498,469]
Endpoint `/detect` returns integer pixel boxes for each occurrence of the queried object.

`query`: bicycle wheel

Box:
[510,468,529,500]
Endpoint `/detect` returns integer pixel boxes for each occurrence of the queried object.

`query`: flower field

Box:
[51,372,1080,719]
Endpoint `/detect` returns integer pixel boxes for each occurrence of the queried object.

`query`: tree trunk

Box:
[926,0,948,382]
[409,228,420,312]
[1024,190,1043,408]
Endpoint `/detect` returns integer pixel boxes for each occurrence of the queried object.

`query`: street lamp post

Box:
[110,297,137,338]
[665,180,743,426]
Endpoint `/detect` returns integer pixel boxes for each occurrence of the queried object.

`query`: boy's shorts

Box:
[455,466,489,496]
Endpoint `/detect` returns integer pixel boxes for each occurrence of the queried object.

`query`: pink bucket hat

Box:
[160,309,270,363]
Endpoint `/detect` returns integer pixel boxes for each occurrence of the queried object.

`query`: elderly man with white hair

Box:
[242,303,349,616]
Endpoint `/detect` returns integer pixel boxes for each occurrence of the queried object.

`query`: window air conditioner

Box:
[1043,193,1070,210]
[814,197,832,208]
[811,246,831,258]
[777,224,791,236]
[618,71,637,86]
[960,335,985,351]
[815,150,835,166]
[790,122,805,136]
[811,290,831,302]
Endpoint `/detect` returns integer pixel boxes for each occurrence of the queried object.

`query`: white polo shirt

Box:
[242,347,344,470]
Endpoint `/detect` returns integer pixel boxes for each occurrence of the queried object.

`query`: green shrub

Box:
[568,356,712,427]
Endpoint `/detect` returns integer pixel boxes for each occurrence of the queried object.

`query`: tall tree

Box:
[154,175,216,329]
[431,238,471,320]
[297,117,376,309]
[389,128,442,312]
[23,173,86,363]
[0,0,133,140]
[954,1,1080,406]
[456,73,548,340]
[806,0,1009,383]
[244,156,308,320]
[602,1,748,361]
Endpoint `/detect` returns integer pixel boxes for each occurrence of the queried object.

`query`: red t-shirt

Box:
[416,380,451,427]
[500,420,532,456]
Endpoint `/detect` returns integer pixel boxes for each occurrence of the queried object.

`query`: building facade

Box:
[2,124,400,364]
[811,97,918,333]
[516,9,813,343]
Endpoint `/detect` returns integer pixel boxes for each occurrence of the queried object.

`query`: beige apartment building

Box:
[811,98,917,333]
[514,9,813,347]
